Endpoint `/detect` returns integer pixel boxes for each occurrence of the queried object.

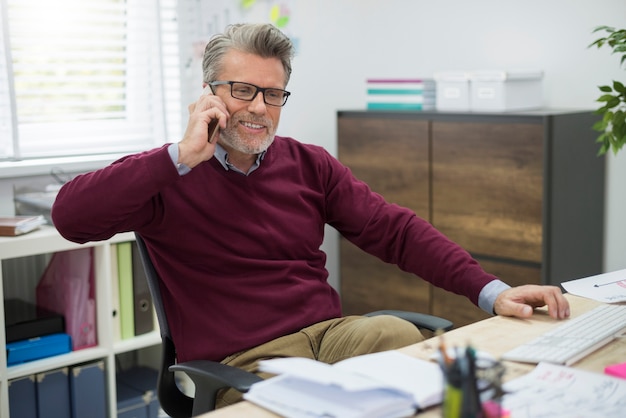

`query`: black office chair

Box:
[133,233,452,418]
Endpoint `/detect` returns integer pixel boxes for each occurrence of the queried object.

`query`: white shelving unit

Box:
[0,226,161,418]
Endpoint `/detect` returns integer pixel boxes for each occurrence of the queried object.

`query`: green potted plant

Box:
[589,26,626,155]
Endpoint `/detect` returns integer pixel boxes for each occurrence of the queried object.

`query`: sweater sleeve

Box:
[324,155,499,307]
[52,144,179,243]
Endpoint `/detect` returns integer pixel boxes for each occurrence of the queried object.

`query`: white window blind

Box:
[0,0,15,158]
[0,0,182,162]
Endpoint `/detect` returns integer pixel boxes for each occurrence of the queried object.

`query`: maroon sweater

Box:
[52,136,497,362]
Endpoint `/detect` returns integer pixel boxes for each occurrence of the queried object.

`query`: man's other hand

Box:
[494,285,571,319]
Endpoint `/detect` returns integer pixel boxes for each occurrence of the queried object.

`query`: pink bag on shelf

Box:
[36,247,97,350]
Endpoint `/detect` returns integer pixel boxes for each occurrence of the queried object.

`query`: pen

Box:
[438,332,453,367]
[463,344,482,418]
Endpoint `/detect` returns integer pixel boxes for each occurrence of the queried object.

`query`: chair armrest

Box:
[170,360,263,416]
[170,360,263,392]
[364,310,453,332]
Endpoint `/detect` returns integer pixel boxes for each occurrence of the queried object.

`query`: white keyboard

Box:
[501,304,626,366]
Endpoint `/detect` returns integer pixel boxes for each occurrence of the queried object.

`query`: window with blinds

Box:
[0,0,182,161]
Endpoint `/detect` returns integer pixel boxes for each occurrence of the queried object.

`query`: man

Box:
[52,23,569,406]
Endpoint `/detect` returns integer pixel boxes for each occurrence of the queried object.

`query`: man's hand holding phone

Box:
[176,86,229,169]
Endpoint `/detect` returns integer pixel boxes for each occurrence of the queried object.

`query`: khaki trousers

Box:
[216,314,425,407]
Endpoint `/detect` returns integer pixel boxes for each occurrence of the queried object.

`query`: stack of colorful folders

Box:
[366,78,436,111]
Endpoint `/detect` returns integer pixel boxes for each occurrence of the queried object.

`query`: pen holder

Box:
[441,348,505,418]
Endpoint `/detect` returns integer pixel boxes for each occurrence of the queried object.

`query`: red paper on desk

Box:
[605,362,626,379]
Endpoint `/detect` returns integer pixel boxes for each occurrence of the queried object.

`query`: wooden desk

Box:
[201,294,625,417]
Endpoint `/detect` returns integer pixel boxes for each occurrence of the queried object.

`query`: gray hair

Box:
[202,23,295,87]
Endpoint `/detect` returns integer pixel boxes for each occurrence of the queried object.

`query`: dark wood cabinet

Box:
[337,116,432,317]
[337,110,605,328]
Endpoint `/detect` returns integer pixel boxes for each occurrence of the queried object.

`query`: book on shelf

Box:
[0,215,46,236]
[243,350,444,418]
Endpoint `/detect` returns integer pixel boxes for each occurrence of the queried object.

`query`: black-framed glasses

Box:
[208,81,291,107]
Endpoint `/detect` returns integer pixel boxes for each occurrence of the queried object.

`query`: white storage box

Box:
[434,72,471,111]
[469,70,543,111]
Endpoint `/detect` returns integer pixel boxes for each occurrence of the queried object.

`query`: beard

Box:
[218,113,276,155]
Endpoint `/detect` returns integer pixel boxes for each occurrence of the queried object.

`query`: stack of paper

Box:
[366,79,436,111]
[243,351,444,418]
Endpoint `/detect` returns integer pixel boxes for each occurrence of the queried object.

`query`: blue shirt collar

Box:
[214,143,266,175]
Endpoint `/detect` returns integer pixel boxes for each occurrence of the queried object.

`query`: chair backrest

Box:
[134,233,194,417]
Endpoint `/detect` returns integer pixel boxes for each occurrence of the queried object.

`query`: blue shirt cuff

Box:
[167,143,191,176]
[478,280,511,315]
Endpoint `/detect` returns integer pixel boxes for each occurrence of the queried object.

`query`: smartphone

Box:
[202,86,220,143]
[208,118,219,143]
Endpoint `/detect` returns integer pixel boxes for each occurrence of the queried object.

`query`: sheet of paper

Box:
[335,351,444,407]
[561,268,626,303]
[502,362,626,417]
[259,356,390,391]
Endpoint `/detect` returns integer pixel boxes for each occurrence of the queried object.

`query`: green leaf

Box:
[613,80,626,93]
[607,97,621,108]
[599,85,613,92]
[597,94,616,102]
[592,25,614,33]
[592,120,607,131]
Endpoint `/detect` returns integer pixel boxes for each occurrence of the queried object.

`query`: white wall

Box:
[264,0,626,285]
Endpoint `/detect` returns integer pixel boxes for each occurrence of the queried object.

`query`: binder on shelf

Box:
[70,360,107,418]
[117,241,135,339]
[131,241,154,335]
[8,375,38,418]
[4,298,65,343]
[36,367,71,418]
[110,245,122,341]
